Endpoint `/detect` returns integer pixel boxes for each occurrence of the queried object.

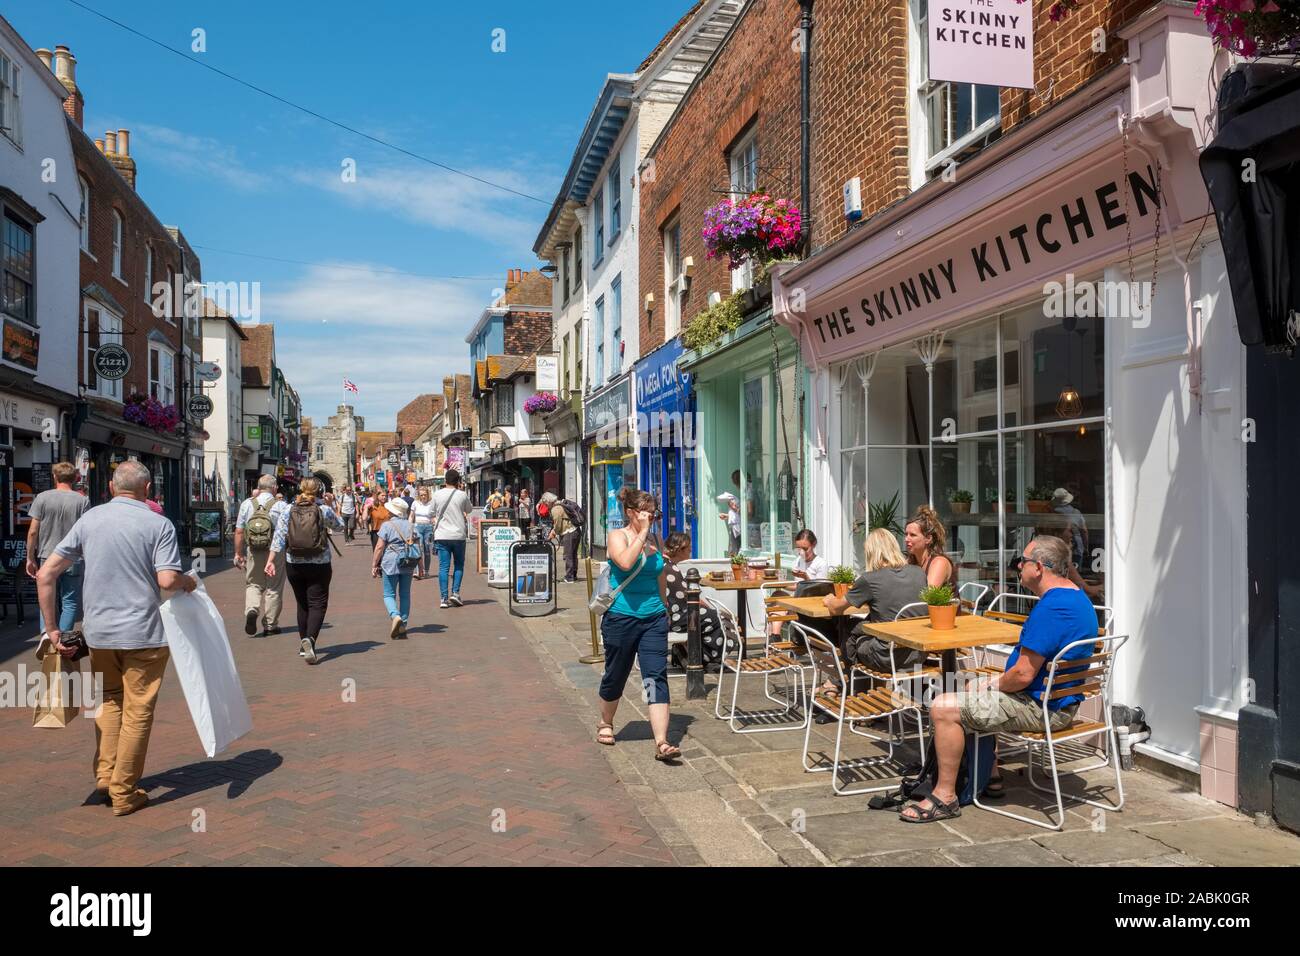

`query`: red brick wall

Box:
[396,393,444,443]
[639,0,803,348]
[71,123,184,412]
[503,310,553,355]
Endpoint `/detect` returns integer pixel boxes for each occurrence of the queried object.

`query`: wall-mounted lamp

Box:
[707,291,722,308]
[682,256,696,278]
[644,292,655,314]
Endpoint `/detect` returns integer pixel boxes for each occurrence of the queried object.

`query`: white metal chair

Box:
[713,596,808,734]
[846,602,942,737]
[794,622,924,795]
[971,633,1129,830]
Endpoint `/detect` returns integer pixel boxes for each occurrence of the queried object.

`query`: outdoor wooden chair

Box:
[714,596,808,734]
[971,633,1129,830]
[794,622,925,796]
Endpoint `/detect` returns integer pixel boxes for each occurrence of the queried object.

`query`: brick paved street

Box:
[0,538,676,866]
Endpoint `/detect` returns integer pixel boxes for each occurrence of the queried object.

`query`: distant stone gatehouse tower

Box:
[305,404,361,491]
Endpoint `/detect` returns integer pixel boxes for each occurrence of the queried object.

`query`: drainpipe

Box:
[799,0,814,250]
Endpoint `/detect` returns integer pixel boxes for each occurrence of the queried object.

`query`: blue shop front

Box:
[634,337,696,552]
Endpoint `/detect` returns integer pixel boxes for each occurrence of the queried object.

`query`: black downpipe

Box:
[799,0,813,251]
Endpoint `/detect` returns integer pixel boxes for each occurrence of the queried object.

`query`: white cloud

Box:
[292,162,545,246]
[130,123,271,191]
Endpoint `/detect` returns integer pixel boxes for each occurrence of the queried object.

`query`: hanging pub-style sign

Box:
[927,0,1034,91]
[187,394,215,420]
[93,343,131,381]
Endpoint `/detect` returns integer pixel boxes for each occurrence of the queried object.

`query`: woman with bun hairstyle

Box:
[903,504,956,589]
[594,486,681,761]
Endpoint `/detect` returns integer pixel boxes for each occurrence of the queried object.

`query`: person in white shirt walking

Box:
[428,469,472,609]
[411,486,436,576]
[338,488,358,541]
[234,475,291,636]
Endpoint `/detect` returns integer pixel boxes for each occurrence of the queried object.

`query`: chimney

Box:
[94,137,105,153]
[52,45,84,129]
[106,128,138,190]
[34,48,52,70]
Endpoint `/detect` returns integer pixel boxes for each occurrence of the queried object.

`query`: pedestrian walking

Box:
[372,496,423,639]
[35,459,196,816]
[365,489,391,551]
[549,500,580,583]
[234,474,290,636]
[429,468,472,609]
[266,477,344,664]
[411,486,436,573]
[595,487,681,761]
[25,461,89,633]
[517,487,533,538]
[338,487,358,541]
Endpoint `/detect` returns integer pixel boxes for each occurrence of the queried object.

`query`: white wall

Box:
[0,31,79,398]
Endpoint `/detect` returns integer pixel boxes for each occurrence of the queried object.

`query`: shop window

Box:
[0,52,21,147]
[909,0,1001,183]
[84,304,123,401]
[2,209,33,324]
[149,344,175,406]
[728,128,759,292]
[663,215,684,339]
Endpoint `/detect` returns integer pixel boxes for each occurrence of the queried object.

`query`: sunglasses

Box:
[1008,554,1055,574]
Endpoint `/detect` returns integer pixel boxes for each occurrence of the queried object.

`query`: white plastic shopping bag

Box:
[160,573,253,758]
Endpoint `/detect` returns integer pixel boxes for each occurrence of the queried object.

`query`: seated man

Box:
[900,535,1097,823]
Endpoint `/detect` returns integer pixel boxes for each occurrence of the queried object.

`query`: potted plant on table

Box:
[829,565,856,599]
[948,488,973,515]
[921,583,956,630]
[1027,485,1054,513]
[730,553,747,582]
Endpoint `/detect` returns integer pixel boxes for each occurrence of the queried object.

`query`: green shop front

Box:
[582,373,636,559]
[682,313,806,562]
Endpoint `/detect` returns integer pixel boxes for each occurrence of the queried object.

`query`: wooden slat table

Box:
[853,614,1022,684]
[767,595,871,653]
[702,577,797,644]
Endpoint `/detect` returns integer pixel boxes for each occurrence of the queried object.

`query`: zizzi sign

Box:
[928,0,1034,90]
[93,343,131,380]
[799,161,1162,363]
[187,394,214,420]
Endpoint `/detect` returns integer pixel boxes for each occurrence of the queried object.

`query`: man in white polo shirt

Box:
[37,459,196,817]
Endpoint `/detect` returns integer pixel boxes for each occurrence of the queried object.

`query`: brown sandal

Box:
[596,723,616,745]
[654,741,682,762]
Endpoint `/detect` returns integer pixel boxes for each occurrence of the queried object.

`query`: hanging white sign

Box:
[928,0,1034,91]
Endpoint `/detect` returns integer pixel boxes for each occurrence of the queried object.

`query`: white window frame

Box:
[592,192,605,265]
[0,52,21,148]
[84,302,124,402]
[111,209,123,278]
[610,275,622,376]
[143,244,153,305]
[149,342,176,406]
[664,216,684,339]
[78,176,90,252]
[728,128,759,292]
[909,0,1001,186]
[594,296,605,385]
[608,158,622,239]
[164,266,176,323]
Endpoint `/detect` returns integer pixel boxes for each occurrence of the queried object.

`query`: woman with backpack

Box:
[372,496,423,639]
[266,477,344,664]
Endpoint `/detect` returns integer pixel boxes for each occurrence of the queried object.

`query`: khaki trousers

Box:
[245,548,286,626]
[89,646,170,813]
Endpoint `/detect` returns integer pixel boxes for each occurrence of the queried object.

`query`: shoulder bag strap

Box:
[606,531,647,600]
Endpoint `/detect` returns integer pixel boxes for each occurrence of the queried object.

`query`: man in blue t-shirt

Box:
[900,535,1098,823]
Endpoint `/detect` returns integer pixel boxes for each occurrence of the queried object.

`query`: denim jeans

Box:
[39,564,83,633]
[382,572,412,623]
[414,524,433,567]
[434,539,466,599]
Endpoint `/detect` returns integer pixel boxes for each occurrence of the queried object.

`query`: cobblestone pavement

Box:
[503,570,1300,867]
[0,538,677,866]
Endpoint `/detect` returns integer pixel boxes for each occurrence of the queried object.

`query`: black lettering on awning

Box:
[900,277,920,311]
[1037,213,1060,253]
[972,242,998,281]
[1062,196,1095,244]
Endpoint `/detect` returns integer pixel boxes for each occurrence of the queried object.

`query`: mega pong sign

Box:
[928,0,1035,91]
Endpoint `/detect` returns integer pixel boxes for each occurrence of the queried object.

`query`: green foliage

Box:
[680,291,745,352]
[829,565,857,585]
[920,583,954,607]
[868,492,904,535]
[730,553,747,566]
[1028,485,1055,501]
[947,488,974,504]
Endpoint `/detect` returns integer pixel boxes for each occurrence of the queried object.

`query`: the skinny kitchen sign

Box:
[929,0,1034,90]
[798,161,1163,365]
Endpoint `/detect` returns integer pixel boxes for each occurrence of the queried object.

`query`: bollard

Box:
[685,567,705,700]
[579,556,604,665]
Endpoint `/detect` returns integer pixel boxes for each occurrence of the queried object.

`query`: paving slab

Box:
[655,790,781,866]
[1132,818,1300,867]
[1032,826,1172,865]
[945,838,1071,867]
[845,849,960,867]
[801,808,969,861]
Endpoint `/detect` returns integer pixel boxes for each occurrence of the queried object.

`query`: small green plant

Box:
[947,488,973,504]
[730,553,747,567]
[1028,485,1054,501]
[920,583,954,606]
[868,491,903,535]
[829,565,857,585]
[680,291,745,352]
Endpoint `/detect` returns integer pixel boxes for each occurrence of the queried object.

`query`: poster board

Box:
[485,525,523,587]
[477,518,512,572]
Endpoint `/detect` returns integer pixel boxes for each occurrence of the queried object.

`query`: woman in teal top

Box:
[596,487,681,762]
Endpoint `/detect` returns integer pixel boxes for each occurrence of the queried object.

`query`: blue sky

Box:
[8,0,688,428]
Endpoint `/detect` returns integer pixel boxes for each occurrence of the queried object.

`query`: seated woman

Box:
[904,504,956,589]
[824,528,929,673]
[661,532,740,667]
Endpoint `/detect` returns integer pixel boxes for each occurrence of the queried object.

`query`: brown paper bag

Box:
[32,637,80,728]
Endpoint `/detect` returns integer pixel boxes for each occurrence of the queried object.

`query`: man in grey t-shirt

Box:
[25,461,89,633]
[37,459,196,817]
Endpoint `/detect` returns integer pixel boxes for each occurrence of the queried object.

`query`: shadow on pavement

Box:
[138,747,284,803]
[316,640,384,662]
[612,711,696,744]
[403,623,447,636]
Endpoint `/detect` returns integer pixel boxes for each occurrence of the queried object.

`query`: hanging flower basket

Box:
[702,193,802,270]
[523,392,558,415]
[123,393,181,434]
[1194,1,1300,56]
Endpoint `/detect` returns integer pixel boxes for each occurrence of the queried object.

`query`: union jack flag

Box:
[343,378,359,393]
